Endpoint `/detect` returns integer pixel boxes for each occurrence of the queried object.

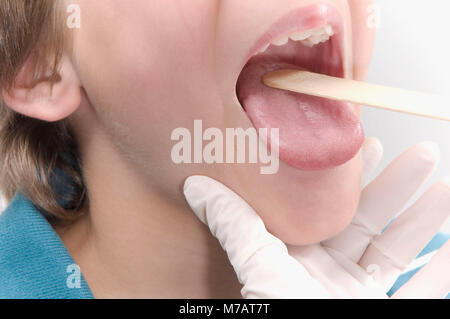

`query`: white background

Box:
[363,0,450,233]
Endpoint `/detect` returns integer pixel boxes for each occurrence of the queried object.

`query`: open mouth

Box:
[236,4,364,171]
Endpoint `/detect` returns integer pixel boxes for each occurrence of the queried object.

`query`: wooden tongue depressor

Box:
[263,69,450,122]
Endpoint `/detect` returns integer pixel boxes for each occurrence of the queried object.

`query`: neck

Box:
[57,121,241,298]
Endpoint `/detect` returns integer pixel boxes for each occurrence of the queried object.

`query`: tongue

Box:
[236,60,364,171]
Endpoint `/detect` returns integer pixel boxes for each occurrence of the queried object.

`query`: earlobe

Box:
[1,54,82,122]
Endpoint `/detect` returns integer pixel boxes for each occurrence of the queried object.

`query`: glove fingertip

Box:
[362,138,383,163]
[417,141,441,166]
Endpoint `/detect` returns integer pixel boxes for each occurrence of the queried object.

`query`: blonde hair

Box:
[0,0,86,223]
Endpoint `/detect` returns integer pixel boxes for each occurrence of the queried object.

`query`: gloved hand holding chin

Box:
[183,138,450,299]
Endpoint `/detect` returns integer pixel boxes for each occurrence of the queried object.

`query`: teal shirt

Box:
[0,193,448,299]
[0,193,93,298]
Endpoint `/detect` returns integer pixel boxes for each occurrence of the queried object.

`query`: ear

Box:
[1,53,81,122]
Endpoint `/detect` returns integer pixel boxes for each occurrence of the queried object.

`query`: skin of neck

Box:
[56,100,242,299]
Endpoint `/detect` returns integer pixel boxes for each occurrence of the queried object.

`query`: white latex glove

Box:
[183,139,450,299]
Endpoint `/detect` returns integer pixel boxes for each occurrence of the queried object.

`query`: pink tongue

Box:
[237,61,364,171]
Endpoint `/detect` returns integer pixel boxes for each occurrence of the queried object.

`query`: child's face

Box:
[72,0,375,245]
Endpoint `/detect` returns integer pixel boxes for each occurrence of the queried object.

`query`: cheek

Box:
[74,12,222,172]
[74,0,220,133]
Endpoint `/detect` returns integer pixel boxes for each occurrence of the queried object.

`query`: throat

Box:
[55,185,242,298]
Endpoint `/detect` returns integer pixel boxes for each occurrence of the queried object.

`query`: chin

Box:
[229,152,362,246]
[270,188,360,246]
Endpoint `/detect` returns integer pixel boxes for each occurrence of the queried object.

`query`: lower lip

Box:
[236,4,364,171]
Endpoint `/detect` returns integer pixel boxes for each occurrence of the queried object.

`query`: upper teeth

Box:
[258,24,334,53]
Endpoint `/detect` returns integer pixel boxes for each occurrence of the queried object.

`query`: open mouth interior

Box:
[252,24,342,77]
[236,25,364,171]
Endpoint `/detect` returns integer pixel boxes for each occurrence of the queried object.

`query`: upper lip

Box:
[240,3,350,79]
